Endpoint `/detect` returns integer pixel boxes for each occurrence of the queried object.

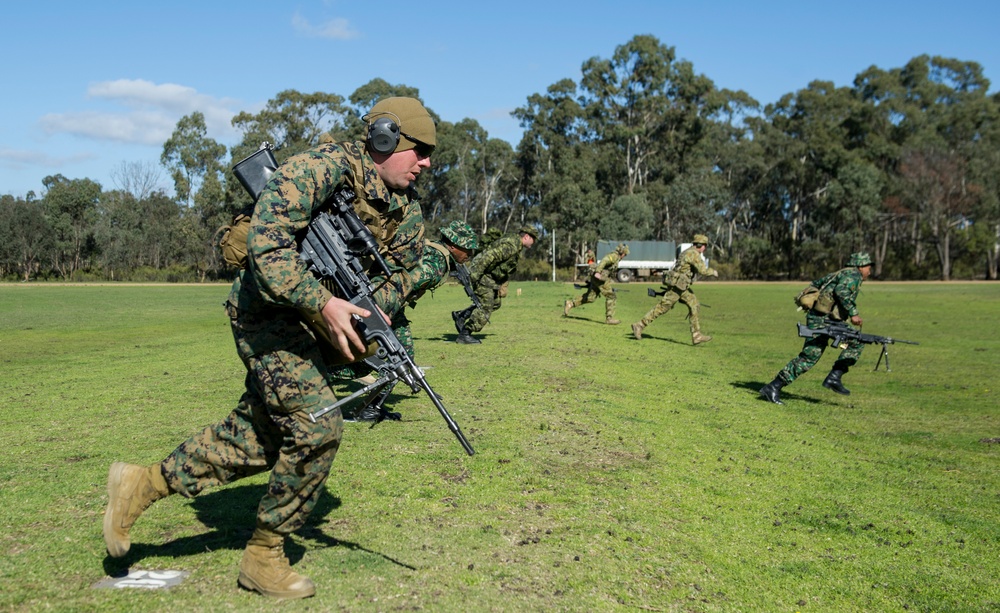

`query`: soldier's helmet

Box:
[847,252,873,267]
[441,220,478,251]
[693,234,709,245]
[518,225,539,240]
[616,243,630,256]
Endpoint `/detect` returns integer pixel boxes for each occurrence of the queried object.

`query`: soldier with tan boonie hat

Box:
[631,233,718,344]
[564,242,631,324]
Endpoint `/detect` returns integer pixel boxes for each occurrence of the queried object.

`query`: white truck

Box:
[590,240,696,283]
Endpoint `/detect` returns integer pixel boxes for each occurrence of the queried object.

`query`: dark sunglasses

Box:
[402,132,434,158]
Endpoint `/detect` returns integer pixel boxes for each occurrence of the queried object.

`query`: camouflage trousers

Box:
[571,279,616,319]
[639,286,702,335]
[160,303,343,536]
[393,312,415,358]
[465,278,502,333]
[777,312,864,384]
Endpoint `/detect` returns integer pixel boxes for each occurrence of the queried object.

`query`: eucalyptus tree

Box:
[41,174,102,278]
[93,189,183,276]
[161,112,230,278]
[160,111,227,208]
[852,55,996,279]
[426,118,517,232]
[513,79,602,265]
[230,90,351,158]
[0,194,53,281]
[577,34,725,242]
[750,79,880,276]
[968,92,1000,279]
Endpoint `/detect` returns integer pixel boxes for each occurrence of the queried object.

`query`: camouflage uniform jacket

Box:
[467,235,523,286]
[407,240,452,305]
[809,268,863,321]
[590,252,622,285]
[666,246,716,291]
[237,140,424,321]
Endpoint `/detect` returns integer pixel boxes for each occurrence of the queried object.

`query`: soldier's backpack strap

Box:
[424,240,452,290]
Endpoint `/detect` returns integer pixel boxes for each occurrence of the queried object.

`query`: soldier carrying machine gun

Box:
[797,319,918,372]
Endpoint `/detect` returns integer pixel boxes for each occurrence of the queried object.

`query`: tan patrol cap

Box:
[366,97,436,152]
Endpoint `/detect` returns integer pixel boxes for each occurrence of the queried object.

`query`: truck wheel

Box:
[616,269,633,283]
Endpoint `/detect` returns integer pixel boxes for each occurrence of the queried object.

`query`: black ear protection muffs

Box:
[367,115,400,154]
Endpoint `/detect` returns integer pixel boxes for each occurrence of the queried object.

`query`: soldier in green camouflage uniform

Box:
[564,242,629,324]
[759,252,873,405]
[452,225,538,344]
[631,234,718,345]
[102,97,437,600]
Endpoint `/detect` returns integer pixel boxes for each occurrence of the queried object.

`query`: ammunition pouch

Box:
[219,207,253,269]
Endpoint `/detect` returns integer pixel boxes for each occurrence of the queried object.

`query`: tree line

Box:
[2,34,998,283]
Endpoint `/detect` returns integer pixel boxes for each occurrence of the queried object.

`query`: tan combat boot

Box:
[238,528,316,600]
[692,332,713,345]
[563,300,574,317]
[605,317,621,325]
[631,322,644,340]
[104,462,172,557]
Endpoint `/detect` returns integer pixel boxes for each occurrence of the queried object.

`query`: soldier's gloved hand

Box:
[711,270,719,277]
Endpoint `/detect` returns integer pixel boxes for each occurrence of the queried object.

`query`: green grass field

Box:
[1,281,997,612]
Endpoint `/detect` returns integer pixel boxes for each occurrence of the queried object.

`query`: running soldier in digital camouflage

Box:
[631,234,718,345]
[102,97,436,600]
[452,225,538,344]
[760,252,873,404]
[564,242,629,324]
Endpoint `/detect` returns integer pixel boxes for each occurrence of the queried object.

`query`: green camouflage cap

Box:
[693,234,709,245]
[518,225,539,240]
[616,242,630,256]
[847,252,873,267]
[441,220,478,250]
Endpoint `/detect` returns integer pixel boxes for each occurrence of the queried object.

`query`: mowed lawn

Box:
[0,281,997,612]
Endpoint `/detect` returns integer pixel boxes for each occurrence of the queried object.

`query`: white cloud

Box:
[37,79,242,146]
[0,146,96,170]
[291,11,360,40]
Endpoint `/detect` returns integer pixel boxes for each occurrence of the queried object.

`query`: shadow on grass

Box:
[730,380,826,405]
[102,483,416,576]
[561,312,607,324]
[631,332,693,346]
[429,332,495,344]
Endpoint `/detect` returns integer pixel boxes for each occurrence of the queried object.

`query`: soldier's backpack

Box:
[219,143,279,269]
[218,206,254,269]
[793,269,847,314]
[794,285,821,311]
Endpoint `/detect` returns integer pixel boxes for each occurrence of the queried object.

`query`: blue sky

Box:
[2,0,998,198]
